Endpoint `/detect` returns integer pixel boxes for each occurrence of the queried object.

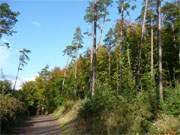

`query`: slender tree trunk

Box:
[91,1,97,96]
[171,23,176,87]
[62,70,66,91]
[74,50,78,95]
[90,24,94,64]
[127,46,131,68]
[136,0,148,90]
[90,24,94,91]
[62,72,65,87]
[157,0,163,102]
[75,62,77,80]
[119,36,123,92]
[108,50,111,81]
[151,15,154,77]
[74,61,77,95]
[13,64,21,91]
[170,3,179,84]
[62,57,69,91]
[117,0,124,92]
[171,24,176,48]
[116,58,119,93]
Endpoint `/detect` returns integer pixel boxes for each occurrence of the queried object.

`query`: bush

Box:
[162,84,180,116]
[128,91,154,134]
[79,83,134,134]
[78,81,159,134]
[150,113,180,134]
[0,94,28,132]
[0,80,12,94]
[61,100,74,114]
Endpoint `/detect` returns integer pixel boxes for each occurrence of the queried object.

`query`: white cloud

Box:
[0,74,37,90]
[11,74,37,90]
[32,21,41,27]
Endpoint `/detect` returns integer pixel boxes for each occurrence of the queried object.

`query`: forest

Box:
[0,0,180,134]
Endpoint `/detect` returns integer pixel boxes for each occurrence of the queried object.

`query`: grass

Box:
[52,100,84,135]
[150,113,180,134]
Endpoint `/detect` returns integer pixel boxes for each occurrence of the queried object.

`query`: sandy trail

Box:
[17,115,61,135]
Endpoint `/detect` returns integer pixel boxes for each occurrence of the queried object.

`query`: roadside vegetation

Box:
[0,81,28,133]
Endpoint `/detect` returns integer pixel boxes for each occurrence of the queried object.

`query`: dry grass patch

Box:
[153,114,180,134]
[52,100,84,135]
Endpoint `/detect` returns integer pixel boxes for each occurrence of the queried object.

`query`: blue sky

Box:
[0,0,144,88]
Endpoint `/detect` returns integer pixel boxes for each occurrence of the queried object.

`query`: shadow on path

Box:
[12,115,61,135]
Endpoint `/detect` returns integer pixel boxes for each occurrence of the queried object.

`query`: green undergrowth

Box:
[52,84,180,135]
[77,84,180,134]
[0,94,29,133]
[52,100,84,135]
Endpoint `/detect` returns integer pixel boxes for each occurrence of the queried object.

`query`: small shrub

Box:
[62,100,75,114]
[0,94,27,132]
[128,91,154,134]
[79,83,132,134]
[162,84,180,116]
[151,113,180,134]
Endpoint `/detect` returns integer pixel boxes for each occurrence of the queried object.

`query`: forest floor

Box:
[13,115,61,135]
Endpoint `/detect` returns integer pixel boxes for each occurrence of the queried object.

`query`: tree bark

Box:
[90,24,94,65]
[136,0,148,90]
[62,57,69,92]
[91,1,97,96]
[90,24,93,91]
[108,50,111,81]
[151,14,154,77]
[62,70,66,91]
[157,0,163,102]
[13,63,21,91]
[74,49,78,95]
[74,60,77,95]
[171,23,176,87]
[127,45,131,68]
[117,0,124,92]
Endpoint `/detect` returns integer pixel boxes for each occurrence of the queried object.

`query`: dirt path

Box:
[17,115,61,135]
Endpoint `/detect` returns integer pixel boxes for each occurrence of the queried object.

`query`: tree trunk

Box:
[157,0,163,102]
[116,58,119,93]
[62,57,69,92]
[90,24,93,91]
[74,60,77,95]
[74,50,78,95]
[91,1,97,96]
[108,50,111,81]
[13,63,20,91]
[90,23,94,65]
[127,45,131,68]
[117,0,124,92]
[171,23,176,87]
[62,70,66,91]
[136,0,148,90]
[151,14,154,77]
